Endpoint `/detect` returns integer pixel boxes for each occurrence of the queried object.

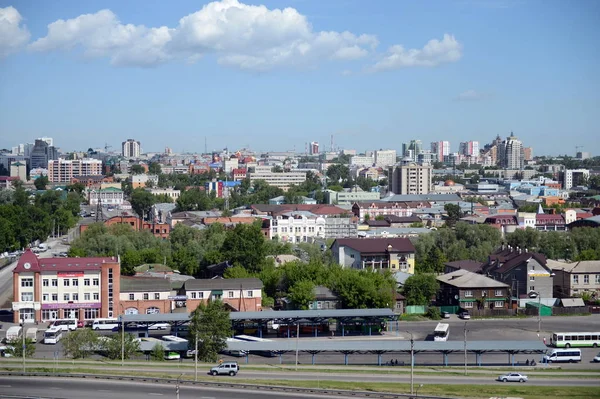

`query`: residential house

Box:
[549,259,600,298]
[444,260,483,274]
[308,286,340,310]
[481,246,554,302]
[330,237,416,274]
[437,270,510,312]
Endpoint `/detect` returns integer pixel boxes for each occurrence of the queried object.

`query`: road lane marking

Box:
[0,385,12,388]
[97,389,112,392]
[148,394,163,396]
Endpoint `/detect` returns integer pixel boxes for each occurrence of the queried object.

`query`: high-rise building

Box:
[48,158,103,182]
[523,147,533,161]
[402,140,423,162]
[431,141,450,163]
[459,141,479,157]
[498,134,524,170]
[563,169,590,190]
[388,162,432,195]
[30,139,58,169]
[122,139,141,158]
[38,137,54,147]
[374,149,397,168]
[310,142,319,155]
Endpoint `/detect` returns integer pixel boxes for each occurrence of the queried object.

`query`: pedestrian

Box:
[543,337,547,346]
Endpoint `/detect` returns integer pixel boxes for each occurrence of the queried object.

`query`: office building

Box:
[248,166,306,191]
[402,140,423,162]
[388,162,432,195]
[122,139,141,158]
[374,149,397,168]
[431,141,450,163]
[498,134,524,170]
[563,169,590,190]
[30,139,58,169]
[350,155,374,167]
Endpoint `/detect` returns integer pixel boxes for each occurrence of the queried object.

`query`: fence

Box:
[405,305,426,314]
[468,308,515,317]
[439,305,459,314]
[551,306,590,315]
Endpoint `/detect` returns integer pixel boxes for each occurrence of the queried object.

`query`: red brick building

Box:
[80,214,170,239]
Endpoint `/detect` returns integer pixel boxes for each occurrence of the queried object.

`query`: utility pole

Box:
[194,335,198,381]
[410,333,414,396]
[295,321,300,371]
[121,314,124,367]
[463,322,468,376]
[22,324,26,372]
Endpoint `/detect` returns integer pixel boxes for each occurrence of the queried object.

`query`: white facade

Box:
[499,134,524,170]
[350,155,374,167]
[88,188,124,206]
[122,139,141,158]
[248,167,306,191]
[374,150,397,168]
[148,187,181,199]
[223,158,239,173]
[185,288,262,301]
[48,159,103,183]
[564,169,590,190]
[431,141,451,163]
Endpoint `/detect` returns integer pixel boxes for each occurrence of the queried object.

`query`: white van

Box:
[5,326,22,341]
[51,319,78,332]
[26,328,38,342]
[43,327,63,344]
[92,318,119,331]
[543,348,582,363]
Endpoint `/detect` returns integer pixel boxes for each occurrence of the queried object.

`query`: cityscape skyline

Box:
[0,0,598,155]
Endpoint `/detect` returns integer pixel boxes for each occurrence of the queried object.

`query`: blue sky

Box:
[0,0,598,156]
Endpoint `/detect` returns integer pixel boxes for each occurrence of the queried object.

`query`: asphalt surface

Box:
[0,376,397,399]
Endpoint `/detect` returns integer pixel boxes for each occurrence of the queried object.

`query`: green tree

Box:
[444,203,462,227]
[148,162,162,175]
[5,337,36,358]
[101,333,141,360]
[62,328,99,359]
[34,175,49,190]
[326,164,350,184]
[130,188,156,219]
[150,342,165,361]
[221,222,266,272]
[402,274,439,306]
[188,300,232,362]
[66,182,86,194]
[131,165,145,174]
[288,280,315,310]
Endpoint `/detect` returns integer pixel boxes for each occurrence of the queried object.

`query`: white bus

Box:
[161,335,188,343]
[43,327,63,344]
[433,323,450,342]
[234,335,275,357]
[551,332,600,348]
[51,319,77,332]
[92,318,119,331]
[543,348,582,363]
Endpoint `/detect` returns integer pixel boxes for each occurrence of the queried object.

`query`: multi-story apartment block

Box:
[549,260,600,298]
[88,187,124,206]
[10,161,27,181]
[48,158,103,183]
[248,165,306,191]
[431,141,450,163]
[223,157,239,173]
[122,139,141,158]
[310,142,319,155]
[350,155,374,167]
[388,162,432,195]
[374,150,397,168]
[498,134,524,170]
[12,250,120,323]
[269,212,357,243]
[459,141,479,157]
[131,174,159,189]
[563,169,590,190]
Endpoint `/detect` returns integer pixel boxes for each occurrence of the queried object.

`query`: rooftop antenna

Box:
[204,137,207,155]
[330,134,334,152]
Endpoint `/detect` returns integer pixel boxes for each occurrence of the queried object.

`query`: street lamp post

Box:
[415,383,424,398]
[463,322,468,376]
[121,314,124,367]
[404,331,414,396]
[194,334,198,381]
[176,373,183,399]
[295,321,300,371]
[22,323,26,372]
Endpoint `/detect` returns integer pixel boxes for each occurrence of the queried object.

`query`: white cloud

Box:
[455,89,490,101]
[371,34,462,72]
[26,0,462,72]
[0,6,31,58]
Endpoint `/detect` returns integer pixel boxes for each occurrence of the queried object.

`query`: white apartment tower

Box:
[498,134,524,170]
[374,149,397,168]
[431,141,450,163]
[459,141,479,157]
[388,162,433,195]
[122,139,141,158]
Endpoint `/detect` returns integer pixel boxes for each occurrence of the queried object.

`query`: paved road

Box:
[0,376,399,399]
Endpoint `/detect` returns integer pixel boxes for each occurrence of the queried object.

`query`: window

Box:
[494,301,504,307]
[481,290,487,297]
[154,293,160,300]
[198,292,204,299]
[247,290,253,298]
[63,293,70,301]
[529,286,535,292]
[84,293,90,301]
[72,293,78,301]
[228,291,234,298]
[93,278,99,286]
[464,290,473,297]
[573,275,579,284]
[21,278,33,287]
[584,275,589,284]
[84,279,90,286]
[529,275,535,281]
[129,294,134,300]
[143,293,149,300]
[52,294,58,301]
[43,279,49,287]
[464,301,474,308]
[72,279,78,286]
[191,292,197,299]
[530,265,535,271]
[42,294,49,301]
[84,308,99,320]
[596,275,600,284]
[21,292,33,301]
[51,279,58,287]
[63,279,70,287]
[494,289,503,297]
[93,293,99,301]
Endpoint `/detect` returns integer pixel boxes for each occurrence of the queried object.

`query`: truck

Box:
[5,326,22,341]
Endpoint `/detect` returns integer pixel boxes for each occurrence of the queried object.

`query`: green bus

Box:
[551,332,600,348]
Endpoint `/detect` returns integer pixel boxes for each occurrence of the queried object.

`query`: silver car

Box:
[209,362,239,376]
[497,373,527,383]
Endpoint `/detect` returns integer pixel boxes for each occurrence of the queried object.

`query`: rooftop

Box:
[120,276,172,293]
[437,270,509,289]
[332,237,416,254]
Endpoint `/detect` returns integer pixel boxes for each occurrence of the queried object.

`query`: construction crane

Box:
[104,143,112,153]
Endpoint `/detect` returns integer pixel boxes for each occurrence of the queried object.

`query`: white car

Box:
[497,373,528,383]
[148,323,170,331]
[459,311,471,320]
[593,352,600,363]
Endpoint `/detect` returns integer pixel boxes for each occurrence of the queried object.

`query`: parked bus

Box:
[234,335,275,357]
[433,323,450,342]
[43,327,63,344]
[551,332,600,348]
[51,319,77,332]
[92,318,119,331]
[543,348,582,363]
